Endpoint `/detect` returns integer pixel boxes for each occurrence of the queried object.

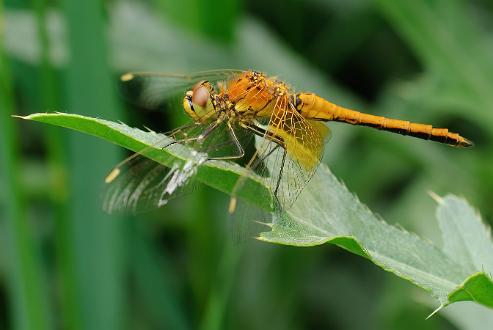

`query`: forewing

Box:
[103,120,246,214]
[119,69,244,108]
[103,153,205,214]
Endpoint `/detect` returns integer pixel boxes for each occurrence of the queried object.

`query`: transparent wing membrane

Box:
[103,120,248,214]
[103,154,204,214]
[251,98,330,210]
[119,69,244,108]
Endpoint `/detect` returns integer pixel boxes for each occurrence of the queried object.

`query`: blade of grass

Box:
[0,1,52,329]
[200,242,242,330]
[62,0,126,328]
[130,220,190,330]
[32,0,76,328]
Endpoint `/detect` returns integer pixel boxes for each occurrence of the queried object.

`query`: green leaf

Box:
[260,165,493,310]
[439,301,493,330]
[436,195,493,275]
[448,273,493,307]
[434,195,493,307]
[19,112,493,312]
[17,112,272,211]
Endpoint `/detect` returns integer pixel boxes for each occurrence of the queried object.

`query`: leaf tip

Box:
[426,304,444,319]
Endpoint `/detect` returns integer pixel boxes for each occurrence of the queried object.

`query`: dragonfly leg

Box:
[166,122,200,138]
[162,120,223,149]
[274,149,287,198]
[228,122,288,214]
[240,122,285,148]
[207,122,245,160]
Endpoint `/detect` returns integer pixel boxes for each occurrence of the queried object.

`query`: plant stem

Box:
[32,0,77,328]
[0,1,52,329]
[62,0,126,328]
[200,241,242,330]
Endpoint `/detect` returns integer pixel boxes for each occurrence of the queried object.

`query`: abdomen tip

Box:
[459,138,474,148]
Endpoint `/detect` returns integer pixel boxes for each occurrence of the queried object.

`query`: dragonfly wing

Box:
[119,69,245,109]
[103,154,205,214]
[103,119,246,214]
[169,120,249,159]
[255,96,330,210]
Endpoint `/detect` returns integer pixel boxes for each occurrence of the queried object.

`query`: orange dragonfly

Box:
[103,70,472,214]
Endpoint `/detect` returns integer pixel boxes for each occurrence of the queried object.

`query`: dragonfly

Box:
[103,69,472,215]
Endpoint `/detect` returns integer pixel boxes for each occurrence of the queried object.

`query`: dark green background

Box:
[1,0,492,329]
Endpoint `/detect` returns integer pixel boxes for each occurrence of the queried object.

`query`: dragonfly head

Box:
[183,81,215,121]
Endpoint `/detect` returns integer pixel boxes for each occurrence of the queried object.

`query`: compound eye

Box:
[192,81,210,108]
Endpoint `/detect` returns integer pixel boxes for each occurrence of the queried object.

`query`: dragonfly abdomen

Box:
[297,93,473,147]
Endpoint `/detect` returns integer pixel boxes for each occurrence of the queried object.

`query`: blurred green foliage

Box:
[1,0,493,329]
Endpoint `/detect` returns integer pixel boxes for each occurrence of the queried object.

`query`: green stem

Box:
[62,0,126,328]
[0,1,52,329]
[131,220,190,330]
[200,241,242,330]
[32,0,77,328]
